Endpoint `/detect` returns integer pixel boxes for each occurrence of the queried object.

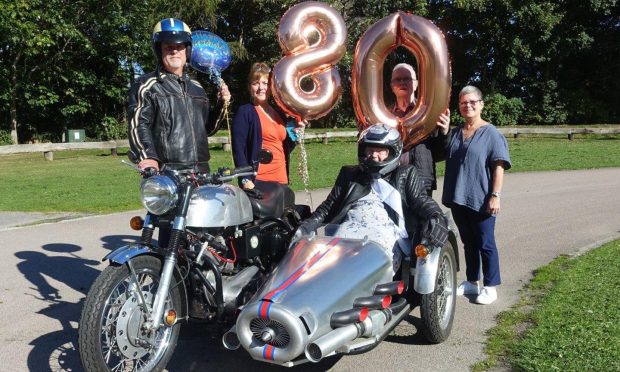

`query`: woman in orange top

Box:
[232,62,304,190]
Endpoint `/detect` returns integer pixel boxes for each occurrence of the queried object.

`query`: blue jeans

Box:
[450,204,501,286]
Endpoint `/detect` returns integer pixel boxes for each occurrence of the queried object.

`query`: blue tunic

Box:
[442,124,512,213]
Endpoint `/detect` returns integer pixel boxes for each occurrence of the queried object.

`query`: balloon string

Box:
[296,128,313,209]
[214,77,234,166]
[223,101,233,165]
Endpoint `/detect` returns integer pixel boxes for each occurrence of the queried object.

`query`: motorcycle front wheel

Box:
[419,241,457,343]
[79,256,181,372]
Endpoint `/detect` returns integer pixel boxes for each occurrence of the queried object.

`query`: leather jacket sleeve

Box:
[397,166,447,245]
[127,79,161,163]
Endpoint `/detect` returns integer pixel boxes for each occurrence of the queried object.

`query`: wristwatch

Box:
[241,178,251,186]
[491,191,501,198]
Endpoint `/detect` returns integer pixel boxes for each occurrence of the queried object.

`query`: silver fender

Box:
[413,246,442,294]
[103,244,160,264]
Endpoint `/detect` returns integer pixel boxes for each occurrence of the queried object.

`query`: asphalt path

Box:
[0,168,619,371]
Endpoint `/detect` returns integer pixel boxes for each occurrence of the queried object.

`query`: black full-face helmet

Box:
[358,124,403,177]
[152,18,192,66]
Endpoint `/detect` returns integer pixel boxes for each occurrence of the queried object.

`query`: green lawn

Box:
[474,239,620,371]
[0,134,619,212]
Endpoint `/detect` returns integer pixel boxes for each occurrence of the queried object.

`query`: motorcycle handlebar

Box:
[141,164,256,184]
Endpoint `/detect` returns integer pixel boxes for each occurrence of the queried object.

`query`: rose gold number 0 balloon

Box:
[271,1,347,121]
[352,12,451,150]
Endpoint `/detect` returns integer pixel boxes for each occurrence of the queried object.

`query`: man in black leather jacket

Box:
[303,124,449,255]
[128,18,231,171]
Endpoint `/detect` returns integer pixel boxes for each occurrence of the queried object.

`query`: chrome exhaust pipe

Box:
[305,323,363,363]
[222,326,240,350]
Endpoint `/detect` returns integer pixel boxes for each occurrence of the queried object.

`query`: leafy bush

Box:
[483,93,525,126]
[0,130,12,145]
[98,116,127,140]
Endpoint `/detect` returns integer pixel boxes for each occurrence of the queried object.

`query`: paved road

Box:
[0,168,618,371]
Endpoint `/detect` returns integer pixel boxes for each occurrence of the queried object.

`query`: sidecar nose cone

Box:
[261,328,276,343]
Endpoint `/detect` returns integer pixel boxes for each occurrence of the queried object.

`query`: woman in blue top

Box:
[442,85,512,305]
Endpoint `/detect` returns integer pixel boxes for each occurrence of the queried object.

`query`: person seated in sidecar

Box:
[300,124,449,273]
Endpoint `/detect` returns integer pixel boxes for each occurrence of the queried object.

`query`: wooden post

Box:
[568,133,574,140]
[110,147,118,156]
[322,135,328,145]
[514,133,520,139]
[44,151,54,161]
[223,144,232,152]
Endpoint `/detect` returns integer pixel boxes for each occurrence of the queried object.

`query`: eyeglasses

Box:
[253,64,271,73]
[392,77,414,83]
[459,100,481,107]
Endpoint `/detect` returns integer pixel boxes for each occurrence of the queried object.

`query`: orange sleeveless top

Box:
[255,105,288,184]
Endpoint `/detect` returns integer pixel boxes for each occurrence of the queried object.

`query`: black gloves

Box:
[244,188,263,199]
[423,215,449,248]
[293,221,321,240]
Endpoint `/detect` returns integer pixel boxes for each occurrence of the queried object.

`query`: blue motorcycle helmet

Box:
[152,18,193,66]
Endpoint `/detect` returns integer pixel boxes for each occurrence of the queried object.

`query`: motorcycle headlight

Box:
[140,175,178,215]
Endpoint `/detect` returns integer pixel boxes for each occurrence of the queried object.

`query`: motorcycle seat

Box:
[250,181,295,219]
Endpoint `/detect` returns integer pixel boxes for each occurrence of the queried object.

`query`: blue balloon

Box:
[190,31,232,76]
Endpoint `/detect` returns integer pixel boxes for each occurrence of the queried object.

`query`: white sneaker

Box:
[456,281,479,296]
[476,286,498,305]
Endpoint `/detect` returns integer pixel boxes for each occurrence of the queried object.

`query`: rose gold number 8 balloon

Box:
[271,1,347,121]
[352,12,451,150]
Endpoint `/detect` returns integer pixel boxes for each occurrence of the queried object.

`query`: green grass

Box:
[473,239,620,371]
[0,134,619,212]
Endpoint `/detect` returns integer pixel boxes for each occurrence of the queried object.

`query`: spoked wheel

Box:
[79,256,181,371]
[420,242,457,343]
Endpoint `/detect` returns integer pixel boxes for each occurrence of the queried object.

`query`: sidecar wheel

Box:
[78,256,181,372]
[419,242,457,343]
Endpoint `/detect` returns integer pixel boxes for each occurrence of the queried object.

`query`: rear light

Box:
[130,216,144,230]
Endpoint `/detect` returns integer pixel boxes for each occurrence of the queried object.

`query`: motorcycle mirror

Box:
[258,149,273,164]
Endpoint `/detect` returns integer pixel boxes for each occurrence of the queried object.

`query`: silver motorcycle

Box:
[78,155,308,371]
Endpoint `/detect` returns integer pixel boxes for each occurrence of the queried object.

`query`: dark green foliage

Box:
[0,0,618,143]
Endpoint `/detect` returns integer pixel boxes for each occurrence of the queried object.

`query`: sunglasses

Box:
[253,64,271,73]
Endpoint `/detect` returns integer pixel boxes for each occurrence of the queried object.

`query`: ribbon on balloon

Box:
[190,30,234,162]
[271,1,347,206]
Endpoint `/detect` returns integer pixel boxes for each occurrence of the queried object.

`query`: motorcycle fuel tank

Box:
[185,183,253,228]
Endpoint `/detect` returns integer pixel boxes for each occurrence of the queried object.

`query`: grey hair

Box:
[392,63,417,80]
[459,85,483,100]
